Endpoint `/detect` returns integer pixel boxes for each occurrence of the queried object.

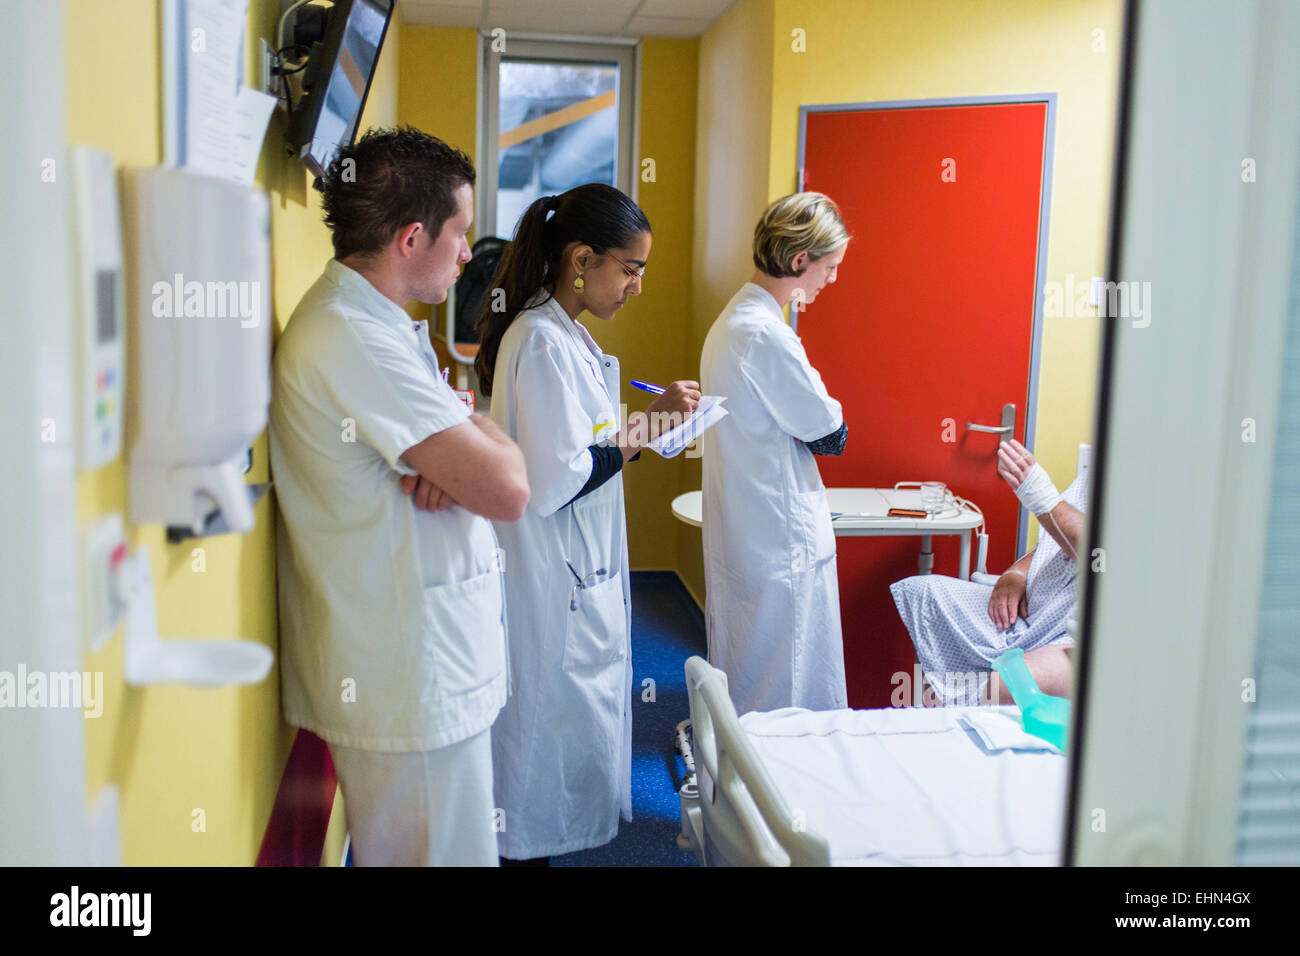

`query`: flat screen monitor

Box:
[288,0,394,178]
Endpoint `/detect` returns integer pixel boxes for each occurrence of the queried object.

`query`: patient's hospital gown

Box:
[890,473,1089,706]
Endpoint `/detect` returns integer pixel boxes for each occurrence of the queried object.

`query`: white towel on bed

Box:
[738,706,1067,866]
[958,709,1063,753]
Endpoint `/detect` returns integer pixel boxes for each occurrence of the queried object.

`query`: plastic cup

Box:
[921,481,947,515]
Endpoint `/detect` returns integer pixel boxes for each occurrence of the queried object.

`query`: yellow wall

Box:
[604,37,699,571]
[678,0,776,604]
[68,0,401,865]
[399,27,479,171]
[680,0,1121,599]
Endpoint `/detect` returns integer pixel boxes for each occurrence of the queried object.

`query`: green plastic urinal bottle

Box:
[991,647,1071,751]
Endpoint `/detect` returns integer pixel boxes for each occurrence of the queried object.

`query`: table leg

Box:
[959,530,971,581]
[918,535,934,575]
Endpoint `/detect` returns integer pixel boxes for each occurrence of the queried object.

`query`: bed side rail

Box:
[684,656,831,867]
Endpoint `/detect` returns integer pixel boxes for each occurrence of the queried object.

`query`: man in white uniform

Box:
[700,193,852,715]
[270,129,529,866]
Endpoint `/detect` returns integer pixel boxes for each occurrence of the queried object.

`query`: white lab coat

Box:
[271,260,506,753]
[699,282,848,715]
[489,295,633,859]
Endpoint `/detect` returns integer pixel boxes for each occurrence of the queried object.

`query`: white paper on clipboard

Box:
[646,396,728,459]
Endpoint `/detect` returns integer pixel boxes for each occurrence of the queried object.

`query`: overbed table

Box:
[670,487,983,579]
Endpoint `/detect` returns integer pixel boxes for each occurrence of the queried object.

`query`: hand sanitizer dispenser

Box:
[123,166,271,535]
[70,146,126,471]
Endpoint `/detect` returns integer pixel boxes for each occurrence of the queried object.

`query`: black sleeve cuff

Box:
[566,444,626,506]
[804,421,848,456]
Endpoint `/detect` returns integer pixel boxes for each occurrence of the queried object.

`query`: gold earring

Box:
[573,275,585,293]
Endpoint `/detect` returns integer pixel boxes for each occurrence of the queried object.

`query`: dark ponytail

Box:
[475,183,650,396]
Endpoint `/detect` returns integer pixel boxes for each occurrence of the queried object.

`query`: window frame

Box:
[477,34,639,243]
[1067,0,1300,865]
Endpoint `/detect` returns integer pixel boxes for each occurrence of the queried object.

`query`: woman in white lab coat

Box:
[475,184,699,864]
[698,192,852,715]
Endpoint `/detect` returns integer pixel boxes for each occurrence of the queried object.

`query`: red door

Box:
[799,102,1049,708]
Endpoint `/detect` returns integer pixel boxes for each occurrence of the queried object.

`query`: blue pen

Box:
[630,380,666,395]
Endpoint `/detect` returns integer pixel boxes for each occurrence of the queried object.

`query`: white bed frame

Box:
[677,656,831,866]
[676,448,1092,865]
[677,655,1072,866]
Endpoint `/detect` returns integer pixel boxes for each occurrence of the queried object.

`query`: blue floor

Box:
[552,571,706,867]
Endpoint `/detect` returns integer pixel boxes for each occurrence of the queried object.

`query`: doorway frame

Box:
[1067,0,1300,865]
[795,93,1059,555]
[0,0,86,864]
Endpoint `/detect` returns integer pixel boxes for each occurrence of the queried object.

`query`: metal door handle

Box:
[965,403,1016,436]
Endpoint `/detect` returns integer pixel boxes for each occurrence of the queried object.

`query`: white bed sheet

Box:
[737,706,1068,866]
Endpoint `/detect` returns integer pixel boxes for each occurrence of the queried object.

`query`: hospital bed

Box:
[675,656,1068,866]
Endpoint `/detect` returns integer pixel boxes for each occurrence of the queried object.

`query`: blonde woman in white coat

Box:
[699,192,851,716]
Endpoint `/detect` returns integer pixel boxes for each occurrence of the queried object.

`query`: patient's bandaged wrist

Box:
[1015,463,1062,515]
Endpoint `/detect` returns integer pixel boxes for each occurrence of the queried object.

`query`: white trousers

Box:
[328,729,498,866]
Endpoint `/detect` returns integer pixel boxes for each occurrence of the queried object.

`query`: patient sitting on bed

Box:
[890,440,1088,707]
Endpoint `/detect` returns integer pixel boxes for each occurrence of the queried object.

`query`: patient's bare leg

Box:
[993,646,1074,703]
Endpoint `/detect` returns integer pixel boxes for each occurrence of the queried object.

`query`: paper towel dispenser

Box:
[123,166,271,535]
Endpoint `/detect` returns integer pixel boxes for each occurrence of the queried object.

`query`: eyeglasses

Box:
[607,252,646,281]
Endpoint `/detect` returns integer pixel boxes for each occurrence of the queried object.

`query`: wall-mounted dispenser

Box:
[122,166,271,536]
[120,546,273,687]
[70,146,126,471]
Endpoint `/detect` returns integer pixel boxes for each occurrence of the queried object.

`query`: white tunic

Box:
[699,282,848,715]
[270,260,507,752]
[489,295,634,858]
